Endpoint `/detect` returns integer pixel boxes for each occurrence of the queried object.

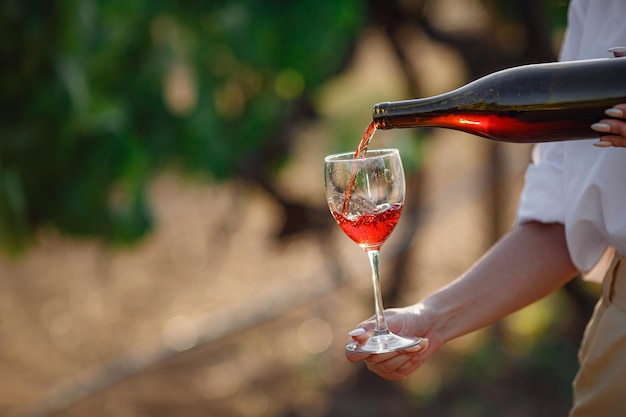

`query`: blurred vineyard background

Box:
[0,0,602,416]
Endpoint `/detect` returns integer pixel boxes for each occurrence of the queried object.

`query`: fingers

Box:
[592,104,626,148]
[348,328,367,337]
[344,306,434,378]
[609,46,626,58]
[361,339,430,380]
[345,327,373,363]
[345,336,430,380]
[605,103,626,118]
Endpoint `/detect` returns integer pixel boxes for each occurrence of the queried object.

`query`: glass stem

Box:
[366,249,389,335]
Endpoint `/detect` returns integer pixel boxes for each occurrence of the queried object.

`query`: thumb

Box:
[345,328,371,362]
[348,327,370,342]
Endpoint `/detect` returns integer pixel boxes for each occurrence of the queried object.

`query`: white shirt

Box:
[516,0,626,281]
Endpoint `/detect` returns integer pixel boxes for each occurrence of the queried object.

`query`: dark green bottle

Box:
[373,57,626,143]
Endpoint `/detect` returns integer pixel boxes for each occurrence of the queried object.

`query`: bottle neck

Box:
[373,93,458,130]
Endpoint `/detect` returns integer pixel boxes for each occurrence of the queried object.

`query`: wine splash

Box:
[331,203,403,251]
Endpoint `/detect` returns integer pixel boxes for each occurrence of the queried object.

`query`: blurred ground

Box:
[0,29,549,417]
[0,136,532,417]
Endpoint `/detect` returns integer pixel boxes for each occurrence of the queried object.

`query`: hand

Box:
[592,104,626,148]
[345,304,440,380]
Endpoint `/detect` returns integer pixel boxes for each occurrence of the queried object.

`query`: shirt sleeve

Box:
[516,142,566,226]
[559,0,587,61]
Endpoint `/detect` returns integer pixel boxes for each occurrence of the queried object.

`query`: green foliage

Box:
[0,0,365,250]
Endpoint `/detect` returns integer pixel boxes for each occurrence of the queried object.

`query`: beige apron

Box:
[570,255,626,417]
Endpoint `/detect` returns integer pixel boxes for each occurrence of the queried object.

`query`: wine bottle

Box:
[373,57,626,143]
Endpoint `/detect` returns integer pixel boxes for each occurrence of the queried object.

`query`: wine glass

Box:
[324,148,421,354]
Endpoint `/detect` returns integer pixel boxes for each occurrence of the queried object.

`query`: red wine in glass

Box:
[331,203,403,251]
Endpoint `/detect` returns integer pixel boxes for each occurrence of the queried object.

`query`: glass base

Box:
[346,332,422,354]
